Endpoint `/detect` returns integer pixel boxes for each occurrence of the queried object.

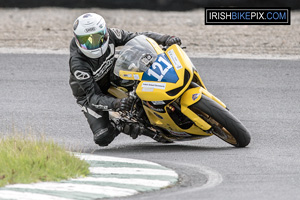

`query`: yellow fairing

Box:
[135,43,213,135]
[146,38,164,55]
[181,87,226,109]
[108,86,128,98]
[143,105,212,135]
[179,86,227,131]
[117,38,226,136]
[194,71,207,90]
[135,44,193,101]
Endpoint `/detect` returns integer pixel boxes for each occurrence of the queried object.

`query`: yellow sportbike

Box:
[110,35,251,147]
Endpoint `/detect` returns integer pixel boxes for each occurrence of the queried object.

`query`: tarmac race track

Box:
[0,53,300,200]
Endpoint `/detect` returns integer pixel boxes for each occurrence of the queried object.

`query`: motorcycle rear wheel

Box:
[189,95,251,147]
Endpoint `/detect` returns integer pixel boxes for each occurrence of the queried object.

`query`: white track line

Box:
[198,166,223,190]
[0,190,72,200]
[77,154,161,166]
[71,177,171,187]
[6,182,137,197]
[90,167,178,177]
[149,163,223,199]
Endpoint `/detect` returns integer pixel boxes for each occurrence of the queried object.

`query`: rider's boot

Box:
[123,123,140,139]
[141,128,173,143]
[111,118,172,142]
[111,118,140,139]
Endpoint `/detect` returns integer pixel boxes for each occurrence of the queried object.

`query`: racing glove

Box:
[112,96,134,112]
[165,36,182,46]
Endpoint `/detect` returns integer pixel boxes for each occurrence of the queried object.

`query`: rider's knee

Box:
[93,124,119,146]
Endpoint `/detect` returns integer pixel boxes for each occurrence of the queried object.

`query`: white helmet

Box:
[73,13,109,58]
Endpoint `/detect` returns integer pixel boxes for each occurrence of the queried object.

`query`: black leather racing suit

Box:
[69,28,171,146]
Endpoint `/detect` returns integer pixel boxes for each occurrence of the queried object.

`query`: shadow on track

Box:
[85,142,241,154]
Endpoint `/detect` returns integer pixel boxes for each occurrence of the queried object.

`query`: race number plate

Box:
[142,54,178,83]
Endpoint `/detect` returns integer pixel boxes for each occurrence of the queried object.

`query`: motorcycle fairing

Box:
[142,105,212,135]
[114,36,225,137]
[141,53,179,83]
[181,87,226,109]
[136,42,213,135]
[136,44,193,101]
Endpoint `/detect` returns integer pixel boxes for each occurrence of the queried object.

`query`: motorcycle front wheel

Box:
[189,95,251,147]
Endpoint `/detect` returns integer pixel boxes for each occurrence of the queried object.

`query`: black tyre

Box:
[189,95,251,147]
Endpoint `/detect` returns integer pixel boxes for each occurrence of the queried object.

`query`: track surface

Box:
[1,54,300,200]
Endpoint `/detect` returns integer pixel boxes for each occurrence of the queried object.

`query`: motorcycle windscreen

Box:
[114,35,158,76]
[142,53,179,83]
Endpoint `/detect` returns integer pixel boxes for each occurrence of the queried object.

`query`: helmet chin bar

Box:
[82,49,101,58]
[80,39,109,58]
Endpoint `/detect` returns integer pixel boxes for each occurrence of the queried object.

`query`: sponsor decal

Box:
[81,106,102,119]
[192,93,200,101]
[74,70,90,80]
[142,82,166,90]
[92,44,115,81]
[96,20,104,29]
[142,88,154,92]
[123,74,132,78]
[99,128,108,134]
[93,58,114,81]
[95,128,109,137]
[92,103,109,111]
[167,49,182,70]
[110,28,122,39]
[151,101,165,105]
[85,27,96,33]
[133,74,140,80]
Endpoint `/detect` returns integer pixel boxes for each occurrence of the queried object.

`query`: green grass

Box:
[0,133,90,187]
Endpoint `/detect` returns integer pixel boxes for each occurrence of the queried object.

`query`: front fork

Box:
[180,85,227,131]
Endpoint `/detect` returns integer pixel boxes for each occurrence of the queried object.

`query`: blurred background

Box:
[0,0,299,58]
[1,0,300,10]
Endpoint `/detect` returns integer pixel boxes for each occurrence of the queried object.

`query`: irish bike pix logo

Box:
[205,8,290,25]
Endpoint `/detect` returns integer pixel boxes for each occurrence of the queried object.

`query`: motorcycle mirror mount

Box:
[140,53,154,67]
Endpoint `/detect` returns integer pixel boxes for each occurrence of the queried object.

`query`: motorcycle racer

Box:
[69,13,182,146]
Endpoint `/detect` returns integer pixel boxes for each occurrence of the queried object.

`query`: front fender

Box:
[180,87,227,131]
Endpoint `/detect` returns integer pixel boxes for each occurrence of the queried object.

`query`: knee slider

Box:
[93,124,119,146]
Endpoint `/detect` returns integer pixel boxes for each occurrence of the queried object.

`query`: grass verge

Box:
[0,133,90,187]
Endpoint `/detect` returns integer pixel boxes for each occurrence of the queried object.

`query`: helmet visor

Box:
[75,29,108,50]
